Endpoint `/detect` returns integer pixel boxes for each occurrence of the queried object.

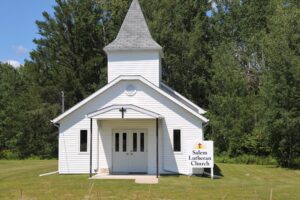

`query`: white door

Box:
[112,130,147,174]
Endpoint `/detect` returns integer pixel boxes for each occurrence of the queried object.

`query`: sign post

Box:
[188,140,214,180]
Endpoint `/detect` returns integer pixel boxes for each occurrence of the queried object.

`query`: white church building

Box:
[52,0,209,177]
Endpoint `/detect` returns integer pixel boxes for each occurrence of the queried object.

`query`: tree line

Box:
[0,0,299,168]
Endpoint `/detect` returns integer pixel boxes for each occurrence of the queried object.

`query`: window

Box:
[140,133,144,152]
[115,133,119,152]
[123,133,127,152]
[133,133,137,152]
[173,130,181,152]
[80,130,88,152]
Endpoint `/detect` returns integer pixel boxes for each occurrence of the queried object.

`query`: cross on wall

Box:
[119,107,127,119]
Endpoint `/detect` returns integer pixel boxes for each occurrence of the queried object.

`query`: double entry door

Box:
[112,130,147,174]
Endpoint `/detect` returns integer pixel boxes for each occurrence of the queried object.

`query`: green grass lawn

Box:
[0,160,300,200]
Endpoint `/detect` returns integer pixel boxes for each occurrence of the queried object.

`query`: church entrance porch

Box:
[86,104,162,178]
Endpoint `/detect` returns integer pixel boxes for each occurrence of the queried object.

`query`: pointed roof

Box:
[104,0,162,52]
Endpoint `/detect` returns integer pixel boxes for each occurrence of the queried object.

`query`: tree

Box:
[29,0,108,109]
[208,44,258,155]
[207,0,274,156]
[0,63,23,158]
[260,0,300,167]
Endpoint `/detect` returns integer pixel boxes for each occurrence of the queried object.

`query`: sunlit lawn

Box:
[0,160,299,199]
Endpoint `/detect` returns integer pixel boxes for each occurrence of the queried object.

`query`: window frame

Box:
[78,130,89,154]
[173,129,182,153]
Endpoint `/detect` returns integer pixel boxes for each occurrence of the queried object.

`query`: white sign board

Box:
[189,141,214,168]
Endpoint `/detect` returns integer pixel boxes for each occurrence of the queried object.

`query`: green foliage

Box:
[0,63,24,157]
[0,150,19,160]
[259,0,300,168]
[216,154,277,166]
[208,43,252,155]
[30,0,108,108]
[207,0,299,167]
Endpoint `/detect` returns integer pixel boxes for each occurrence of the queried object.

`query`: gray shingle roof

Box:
[104,0,162,52]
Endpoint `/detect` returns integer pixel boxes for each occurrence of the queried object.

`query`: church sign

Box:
[189,140,214,179]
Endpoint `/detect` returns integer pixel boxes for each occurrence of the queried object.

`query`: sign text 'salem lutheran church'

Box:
[189,141,214,168]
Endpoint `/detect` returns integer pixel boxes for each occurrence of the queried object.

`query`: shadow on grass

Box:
[201,164,223,179]
[160,164,223,179]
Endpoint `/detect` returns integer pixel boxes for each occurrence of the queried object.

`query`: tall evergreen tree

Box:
[29,0,108,109]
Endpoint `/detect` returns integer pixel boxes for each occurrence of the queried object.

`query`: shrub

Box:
[216,154,277,165]
[0,150,19,160]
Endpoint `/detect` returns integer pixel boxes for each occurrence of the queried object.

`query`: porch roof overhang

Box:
[86,104,163,120]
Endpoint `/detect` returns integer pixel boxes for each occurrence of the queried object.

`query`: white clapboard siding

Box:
[58,80,204,175]
[107,51,161,86]
[59,118,98,174]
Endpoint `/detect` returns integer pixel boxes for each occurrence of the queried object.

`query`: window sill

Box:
[174,151,184,155]
[78,152,89,155]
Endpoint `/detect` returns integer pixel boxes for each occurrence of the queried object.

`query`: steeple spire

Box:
[104,0,162,52]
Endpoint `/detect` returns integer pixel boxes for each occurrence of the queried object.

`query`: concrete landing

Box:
[91,174,159,184]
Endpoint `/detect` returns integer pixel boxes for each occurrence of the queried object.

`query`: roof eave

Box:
[103,47,164,58]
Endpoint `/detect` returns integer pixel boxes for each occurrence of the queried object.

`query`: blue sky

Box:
[0,0,56,67]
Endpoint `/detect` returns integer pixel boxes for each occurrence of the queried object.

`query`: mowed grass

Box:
[0,160,300,200]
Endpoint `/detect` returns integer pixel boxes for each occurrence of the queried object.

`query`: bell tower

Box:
[104,0,163,87]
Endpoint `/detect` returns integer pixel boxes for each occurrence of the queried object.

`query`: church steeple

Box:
[104,0,162,53]
[104,0,163,87]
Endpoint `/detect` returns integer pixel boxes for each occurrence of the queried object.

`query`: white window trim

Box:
[78,129,89,155]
